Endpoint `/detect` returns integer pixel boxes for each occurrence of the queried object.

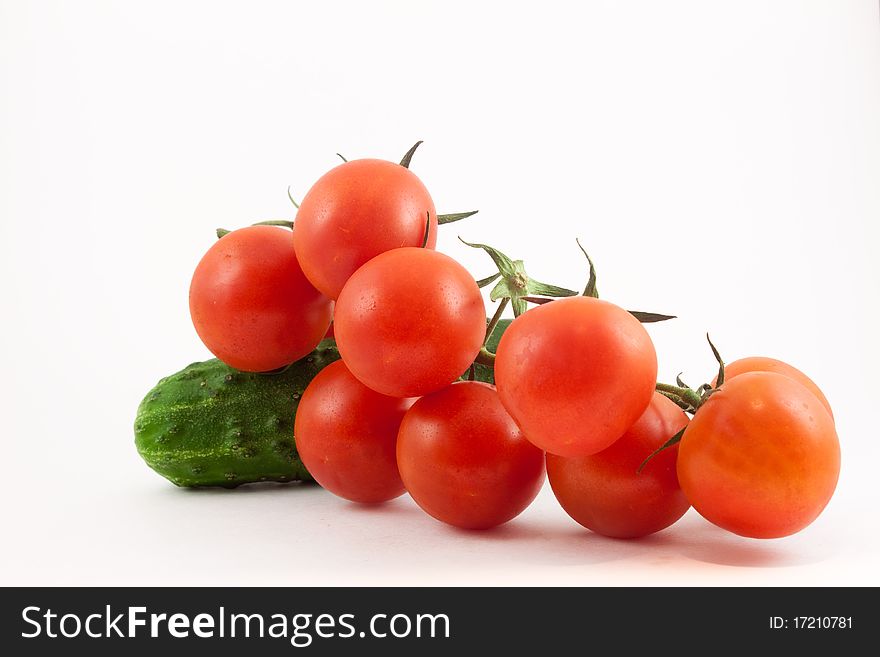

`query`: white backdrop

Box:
[1,0,878,585]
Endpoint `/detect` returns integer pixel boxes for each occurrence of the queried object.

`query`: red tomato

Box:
[547,392,690,538]
[396,381,545,529]
[495,296,658,457]
[189,226,333,372]
[715,356,833,420]
[334,247,485,397]
[678,372,840,538]
[293,159,437,299]
[294,360,414,504]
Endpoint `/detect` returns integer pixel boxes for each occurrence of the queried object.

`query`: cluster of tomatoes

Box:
[188,143,840,540]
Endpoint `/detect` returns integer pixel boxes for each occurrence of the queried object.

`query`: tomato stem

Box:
[475,347,496,367]
[655,382,702,409]
[215,220,294,241]
[656,389,694,412]
[484,298,510,343]
[642,341,728,472]
[286,186,300,209]
[253,220,295,230]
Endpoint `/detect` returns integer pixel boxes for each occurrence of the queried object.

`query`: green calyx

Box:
[462,237,676,324]
[638,334,727,473]
[459,238,579,317]
[399,140,423,168]
[653,333,725,414]
[285,142,479,238]
[397,141,480,225]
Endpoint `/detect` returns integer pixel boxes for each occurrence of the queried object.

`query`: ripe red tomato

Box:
[678,372,840,539]
[189,226,333,372]
[547,392,690,539]
[334,247,486,398]
[293,159,437,299]
[495,296,658,457]
[294,360,414,504]
[715,356,833,420]
[396,381,545,530]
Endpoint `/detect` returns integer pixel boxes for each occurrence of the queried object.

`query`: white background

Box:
[1,0,879,586]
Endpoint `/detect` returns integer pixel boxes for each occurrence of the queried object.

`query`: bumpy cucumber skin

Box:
[134,343,340,488]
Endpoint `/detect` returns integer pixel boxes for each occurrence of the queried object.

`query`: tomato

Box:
[293,159,437,299]
[189,226,333,372]
[334,247,485,397]
[547,392,690,539]
[294,360,414,504]
[494,296,658,457]
[396,381,545,529]
[715,356,833,420]
[678,372,840,538]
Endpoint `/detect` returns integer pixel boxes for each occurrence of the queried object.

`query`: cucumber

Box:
[134,342,340,488]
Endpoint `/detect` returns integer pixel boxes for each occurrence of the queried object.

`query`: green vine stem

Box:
[286,186,300,209]
[253,220,295,229]
[484,298,510,343]
[216,220,295,239]
[655,382,702,409]
[475,347,496,367]
[463,238,677,377]
[639,335,728,472]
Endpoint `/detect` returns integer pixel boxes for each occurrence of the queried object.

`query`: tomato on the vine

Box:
[677,371,840,539]
[334,247,486,398]
[294,360,414,504]
[715,356,833,420]
[189,226,333,372]
[396,381,545,530]
[293,159,437,300]
[547,392,690,539]
[495,296,658,457]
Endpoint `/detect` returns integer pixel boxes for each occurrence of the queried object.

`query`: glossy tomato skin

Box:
[397,382,545,530]
[678,372,840,539]
[294,360,414,504]
[495,296,658,457]
[716,357,833,420]
[293,159,438,300]
[547,392,690,539]
[189,226,333,372]
[334,248,485,398]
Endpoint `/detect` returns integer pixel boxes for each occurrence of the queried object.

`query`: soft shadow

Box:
[341,497,425,520]
[439,516,648,567]
[673,520,834,568]
[172,480,317,495]
[470,512,834,569]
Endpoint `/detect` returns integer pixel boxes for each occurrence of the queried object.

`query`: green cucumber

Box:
[134,342,340,488]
